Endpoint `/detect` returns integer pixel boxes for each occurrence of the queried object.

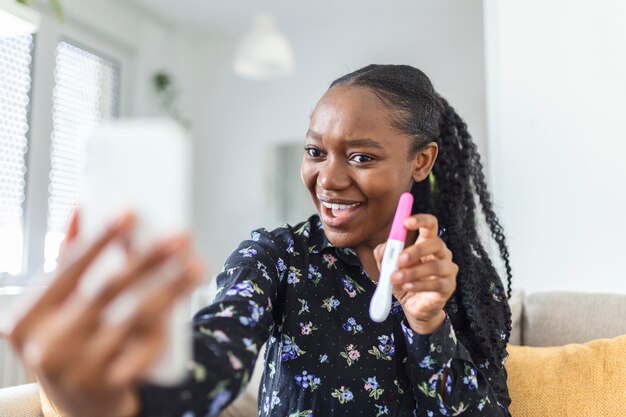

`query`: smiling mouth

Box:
[318,198,365,227]
[321,201,360,211]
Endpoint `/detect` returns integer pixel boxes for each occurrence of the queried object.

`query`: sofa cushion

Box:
[522,291,626,346]
[0,383,42,417]
[506,334,626,417]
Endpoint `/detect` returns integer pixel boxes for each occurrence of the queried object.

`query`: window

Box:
[265,142,314,228]
[0,19,126,283]
[44,41,120,271]
[0,34,34,276]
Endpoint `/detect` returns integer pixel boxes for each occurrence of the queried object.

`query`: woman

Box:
[5,64,513,416]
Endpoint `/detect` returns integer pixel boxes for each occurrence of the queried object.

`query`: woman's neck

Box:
[355,246,380,282]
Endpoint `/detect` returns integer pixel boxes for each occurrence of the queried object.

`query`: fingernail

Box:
[23,342,42,365]
[398,253,409,264]
[188,260,204,277]
[403,283,415,291]
[392,272,403,284]
[115,212,136,231]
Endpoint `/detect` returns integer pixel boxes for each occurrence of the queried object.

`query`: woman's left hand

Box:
[374,214,458,335]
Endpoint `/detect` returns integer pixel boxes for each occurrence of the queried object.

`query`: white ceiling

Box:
[123,0,406,36]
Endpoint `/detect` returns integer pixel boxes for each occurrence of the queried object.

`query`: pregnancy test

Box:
[369,192,413,323]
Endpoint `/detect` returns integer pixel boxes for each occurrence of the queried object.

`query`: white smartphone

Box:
[79,118,193,386]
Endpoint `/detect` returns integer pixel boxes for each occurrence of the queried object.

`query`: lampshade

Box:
[0,0,39,39]
[233,13,295,80]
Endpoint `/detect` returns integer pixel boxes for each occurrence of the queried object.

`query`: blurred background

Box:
[1,0,625,303]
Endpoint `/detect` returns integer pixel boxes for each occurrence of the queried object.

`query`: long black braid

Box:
[330,64,513,401]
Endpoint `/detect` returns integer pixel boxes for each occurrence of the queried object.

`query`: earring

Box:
[428,172,438,193]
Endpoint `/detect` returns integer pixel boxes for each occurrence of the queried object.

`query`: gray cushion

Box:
[522,292,626,346]
[0,383,42,417]
[508,290,524,345]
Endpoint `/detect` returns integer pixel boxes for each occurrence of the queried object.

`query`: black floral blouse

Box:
[140,215,511,417]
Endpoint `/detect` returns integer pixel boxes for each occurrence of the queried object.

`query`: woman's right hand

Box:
[2,212,203,417]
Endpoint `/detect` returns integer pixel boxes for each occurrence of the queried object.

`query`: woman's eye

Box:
[305,147,322,158]
[351,154,374,163]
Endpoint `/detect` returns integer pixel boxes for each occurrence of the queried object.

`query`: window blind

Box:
[44,41,119,271]
[0,34,34,275]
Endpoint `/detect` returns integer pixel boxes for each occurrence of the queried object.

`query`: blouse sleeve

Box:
[401,315,511,416]
[137,229,284,417]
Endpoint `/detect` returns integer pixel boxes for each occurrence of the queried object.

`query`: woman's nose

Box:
[317,159,351,190]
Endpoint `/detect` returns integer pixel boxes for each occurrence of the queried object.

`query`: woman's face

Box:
[301,86,435,250]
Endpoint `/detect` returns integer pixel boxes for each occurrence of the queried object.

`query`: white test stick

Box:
[369,192,414,323]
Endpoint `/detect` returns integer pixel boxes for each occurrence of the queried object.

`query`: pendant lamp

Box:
[233,13,295,80]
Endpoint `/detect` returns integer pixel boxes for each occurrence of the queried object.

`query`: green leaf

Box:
[153,72,172,92]
[49,0,64,22]
[18,0,64,23]
[417,382,436,397]
[192,363,206,382]
[368,347,380,359]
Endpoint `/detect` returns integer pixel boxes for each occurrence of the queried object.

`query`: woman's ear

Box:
[411,142,438,182]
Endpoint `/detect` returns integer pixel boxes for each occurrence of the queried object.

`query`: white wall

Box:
[484,0,626,294]
[189,0,490,269]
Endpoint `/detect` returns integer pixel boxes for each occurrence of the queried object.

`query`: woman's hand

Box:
[374,214,458,335]
[1,212,203,417]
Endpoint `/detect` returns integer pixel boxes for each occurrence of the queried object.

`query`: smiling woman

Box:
[4,64,513,417]
[136,64,513,416]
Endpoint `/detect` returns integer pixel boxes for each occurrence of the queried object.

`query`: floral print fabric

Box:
[139,215,511,416]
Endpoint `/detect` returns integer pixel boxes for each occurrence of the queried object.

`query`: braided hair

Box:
[330,64,513,400]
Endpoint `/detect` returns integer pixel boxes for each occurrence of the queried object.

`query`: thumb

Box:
[59,208,81,261]
[66,208,80,241]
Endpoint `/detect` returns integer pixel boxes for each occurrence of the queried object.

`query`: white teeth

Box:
[322,201,359,210]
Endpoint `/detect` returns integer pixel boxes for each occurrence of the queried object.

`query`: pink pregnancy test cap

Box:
[389,192,414,241]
